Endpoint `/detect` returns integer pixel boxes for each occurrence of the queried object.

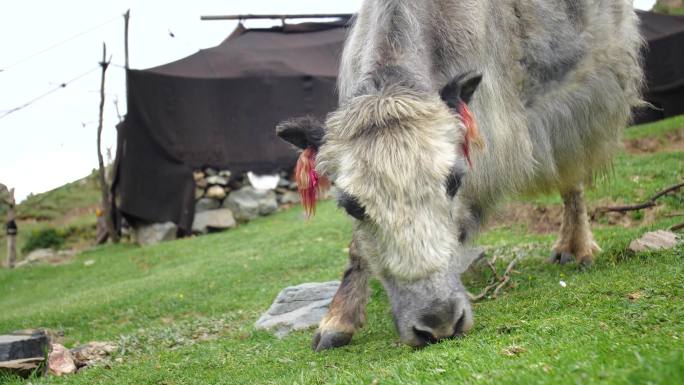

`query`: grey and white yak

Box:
[276,0,643,350]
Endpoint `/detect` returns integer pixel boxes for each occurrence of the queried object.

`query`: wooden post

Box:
[5,188,17,269]
[97,43,119,244]
[124,9,130,69]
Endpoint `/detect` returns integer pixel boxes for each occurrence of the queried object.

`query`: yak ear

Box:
[439,72,483,109]
[276,116,325,150]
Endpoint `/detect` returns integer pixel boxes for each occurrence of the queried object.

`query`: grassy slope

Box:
[0,117,683,385]
[0,171,101,261]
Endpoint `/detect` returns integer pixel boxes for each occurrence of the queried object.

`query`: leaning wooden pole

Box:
[97,43,119,243]
[5,188,17,268]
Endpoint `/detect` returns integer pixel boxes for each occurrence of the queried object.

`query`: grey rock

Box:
[223,187,260,221]
[629,230,679,252]
[204,168,218,176]
[15,249,76,268]
[70,341,117,368]
[195,178,208,189]
[278,191,300,205]
[134,222,177,246]
[255,281,340,338]
[0,330,49,361]
[195,198,220,213]
[277,177,292,188]
[192,209,236,234]
[195,187,205,200]
[206,185,227,200]
[258,190,278,216]
[218,170,232,179]
[206,175,228,186]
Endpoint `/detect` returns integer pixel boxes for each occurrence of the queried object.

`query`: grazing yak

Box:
[276,0,643,350]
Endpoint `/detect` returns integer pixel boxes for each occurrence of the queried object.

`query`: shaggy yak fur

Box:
[276,0,643,350]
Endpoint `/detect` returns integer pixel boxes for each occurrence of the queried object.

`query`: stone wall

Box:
[133,169,301,245]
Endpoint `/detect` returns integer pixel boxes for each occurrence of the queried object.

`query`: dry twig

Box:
[594,181,684,215]
[469,255,520,302]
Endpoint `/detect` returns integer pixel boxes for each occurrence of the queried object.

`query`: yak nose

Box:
[411,311,466,347]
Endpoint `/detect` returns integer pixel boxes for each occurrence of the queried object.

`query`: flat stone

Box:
[0,357,46,378]
[134,222,177,246]
[192,209,236,234]
[21,249,57,264]
[206,185,227,200]
[629,230,679,252]
[195,197,220,213]
[0,331,49,362]
[255,281,340,338]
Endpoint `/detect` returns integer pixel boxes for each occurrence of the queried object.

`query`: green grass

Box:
[0,117,682,384]
[14,171,101,221]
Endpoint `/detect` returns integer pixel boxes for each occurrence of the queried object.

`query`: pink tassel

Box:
[458,102,483,167]
[295,147,329,217]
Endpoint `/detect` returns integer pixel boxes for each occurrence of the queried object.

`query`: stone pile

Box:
[133,168,303,245]
[191,168,302,234]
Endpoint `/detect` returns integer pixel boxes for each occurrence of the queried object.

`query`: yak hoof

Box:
[549,250,575,265]
[550,250,594,267]
[312,330,353,352]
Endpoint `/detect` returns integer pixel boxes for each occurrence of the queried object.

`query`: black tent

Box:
[113,12,684,233]
[634,10,684,123]
[113,18,349,233]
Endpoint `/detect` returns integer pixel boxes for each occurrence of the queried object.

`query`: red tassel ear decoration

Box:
[458,102,484,167]
[295,147,329,217]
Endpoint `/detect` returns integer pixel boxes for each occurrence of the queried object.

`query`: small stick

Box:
[595,181,684,214]
[671,222,684,232]
[469,255,520,302]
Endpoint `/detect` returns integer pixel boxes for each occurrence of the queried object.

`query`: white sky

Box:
[0,0,656,201]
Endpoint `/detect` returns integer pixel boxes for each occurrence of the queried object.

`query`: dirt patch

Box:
[487,200,665,234]
[625,128,684,154]
[486,203,563,234]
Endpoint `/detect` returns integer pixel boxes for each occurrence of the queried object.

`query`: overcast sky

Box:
[0,0,656,201]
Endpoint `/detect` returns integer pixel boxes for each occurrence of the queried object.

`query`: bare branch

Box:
[594,181,684,215]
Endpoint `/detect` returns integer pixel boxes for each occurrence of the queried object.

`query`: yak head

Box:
[277,72,483,347]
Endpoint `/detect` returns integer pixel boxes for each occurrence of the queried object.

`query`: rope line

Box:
[0,16,118,73]
[0,66,100,120]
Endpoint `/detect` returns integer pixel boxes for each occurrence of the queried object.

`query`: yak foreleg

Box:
[550,185,600,266]
[312,239,370,352]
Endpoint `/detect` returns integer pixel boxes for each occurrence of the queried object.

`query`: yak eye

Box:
[446,172,462,198]
[338,192,367,220]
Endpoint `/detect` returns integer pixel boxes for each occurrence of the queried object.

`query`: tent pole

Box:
[124,9,130,70]
[200,14,352,21]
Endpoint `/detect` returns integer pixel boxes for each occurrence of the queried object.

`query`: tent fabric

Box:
[113,12,684,232]
[634,11,684,123]
[114,18,349,233]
